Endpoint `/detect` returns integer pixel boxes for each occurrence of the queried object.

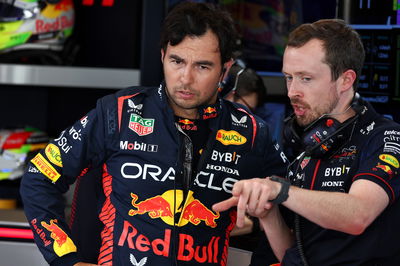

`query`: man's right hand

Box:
[212,177,281,227]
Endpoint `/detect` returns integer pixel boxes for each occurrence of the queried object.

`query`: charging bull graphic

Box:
[129,193,173,218]
[128,190,220,228]
[41,219,77,257]
[181,199,220,228]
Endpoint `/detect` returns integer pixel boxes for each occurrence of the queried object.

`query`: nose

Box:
[180,66,194,86]
[287,78,302,99]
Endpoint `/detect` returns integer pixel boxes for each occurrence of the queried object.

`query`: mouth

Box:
[292,104,306,117]
[177,89,196,100]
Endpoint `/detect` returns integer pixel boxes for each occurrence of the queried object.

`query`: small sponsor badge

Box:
[45,144,63,167]
[379,154,399,168]
[216,130,247,145]
[31,153,61,183]
[129,114,155,136]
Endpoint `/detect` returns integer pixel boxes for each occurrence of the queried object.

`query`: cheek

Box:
[198,75,219,90]
[164,66,179,84]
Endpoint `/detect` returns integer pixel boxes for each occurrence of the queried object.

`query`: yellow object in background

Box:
[0,199,17,209]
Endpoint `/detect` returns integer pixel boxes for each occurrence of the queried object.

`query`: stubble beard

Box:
[296,87,340,127]
[167,85,218,112]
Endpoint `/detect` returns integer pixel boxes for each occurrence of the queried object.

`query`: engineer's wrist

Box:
[268,175,290,205]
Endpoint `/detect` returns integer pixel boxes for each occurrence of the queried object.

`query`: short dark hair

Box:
[228,65,267,107]
[160,2,238,65]
[287,19,365,90]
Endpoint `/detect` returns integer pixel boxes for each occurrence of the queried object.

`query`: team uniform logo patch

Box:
[379,154,399,168]
[216,130,247,145]
[31,153,61,183]
[45,143,63,167]
[129,114,155,136]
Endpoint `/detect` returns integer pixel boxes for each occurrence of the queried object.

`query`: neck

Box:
[330,91,357,123]
[174,110,199,120]
[169,102,199,119]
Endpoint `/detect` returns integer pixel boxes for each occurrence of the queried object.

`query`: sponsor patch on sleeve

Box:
[31,153,61,183]
[44,144,63,167]
[379,154,399,168]
[41,219,77,257]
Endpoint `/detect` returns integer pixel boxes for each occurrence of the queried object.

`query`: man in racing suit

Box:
[20,2,287,265]
[214,19,400,265]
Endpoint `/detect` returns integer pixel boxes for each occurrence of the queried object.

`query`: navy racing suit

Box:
[20,85,288,265]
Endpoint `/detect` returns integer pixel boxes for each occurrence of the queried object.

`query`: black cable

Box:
[294,213,309,266]
[173,178,178,266]
[287,152,309,266]
[287,112,359,266]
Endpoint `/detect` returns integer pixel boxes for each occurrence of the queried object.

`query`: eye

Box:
[198,64,210,71]
[301,77,311,82]
[171,59,182,65]
[284,75,293,82]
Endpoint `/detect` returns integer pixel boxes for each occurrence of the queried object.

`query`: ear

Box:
[223,59,234,72]
[160,49,165,63]
[340,69,357,93]
[221,59,234,80]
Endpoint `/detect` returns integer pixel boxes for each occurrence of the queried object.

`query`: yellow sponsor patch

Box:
[216,130,247,145]
[375,164,392,174]
[45,144,63,167]
[31,153,61,183]
[379,154,399,168]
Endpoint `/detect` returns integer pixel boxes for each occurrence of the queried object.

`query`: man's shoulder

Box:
[222,99,267,125]
[355,112,400,153]
[116,86,159,98]
[98,86,160,105]
[362,114,400,136]
[221,99,275,152]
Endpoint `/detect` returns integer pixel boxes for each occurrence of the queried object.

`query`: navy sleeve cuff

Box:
[50,252,80,266]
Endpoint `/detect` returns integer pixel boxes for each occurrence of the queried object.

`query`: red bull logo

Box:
[332,149,357,159]
[41,219,67,247]
[178,119,198,131]
[128,190,220,228]
[41,0,73,19]
[129,193,173,218]
[181,199,220,228]
[179,119,194,125]
[204,107,217,114]
[30,219,52,247]
[118,221,220,263]
[375,164,393,176]
[54,0,74,11]
[203,107,217,119]
[41,219,77,257]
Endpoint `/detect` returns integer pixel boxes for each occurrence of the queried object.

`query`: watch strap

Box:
[269,175,290,204]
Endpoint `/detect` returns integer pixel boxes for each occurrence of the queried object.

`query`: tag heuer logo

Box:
[129,114,155,136]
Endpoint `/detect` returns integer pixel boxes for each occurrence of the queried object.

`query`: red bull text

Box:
[118,221,220,263]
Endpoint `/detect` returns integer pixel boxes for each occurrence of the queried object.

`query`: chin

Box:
[296,116,315,128]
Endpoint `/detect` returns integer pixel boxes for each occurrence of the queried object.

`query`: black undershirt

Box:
[175,116,211,172]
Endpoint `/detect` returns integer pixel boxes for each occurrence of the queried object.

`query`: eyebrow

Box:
[169,54,215,67]
[282,70,314,76]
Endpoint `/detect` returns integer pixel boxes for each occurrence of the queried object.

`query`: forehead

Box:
[165,30,221,63]
[282,39,329,74]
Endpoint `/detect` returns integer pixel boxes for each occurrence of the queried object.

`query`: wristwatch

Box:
[269,175,290,204]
